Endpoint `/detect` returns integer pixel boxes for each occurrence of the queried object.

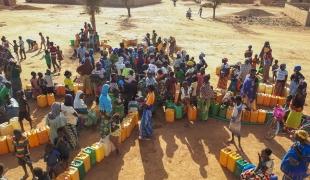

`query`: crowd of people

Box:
[0,20,309,179]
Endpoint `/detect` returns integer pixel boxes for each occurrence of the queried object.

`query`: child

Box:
[16,91,33,132]
[37,72,47,95]
[56,46,64,66]
[0,163,7,180]
[30,71,40,98]
[64,71,74,96]
[228,95,245,147]
[44,69,54,94]
[32,41,38,51]
[13,129,34,179]
[44,144,61,178]
[13,40,19,61]
[33,167,50,180]
[42,50,52,70]
[251,54,259,69]
[46,36,50,49]
[272,59,279,82]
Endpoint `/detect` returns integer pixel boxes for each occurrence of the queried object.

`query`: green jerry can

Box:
[71,159,85,180]
[218,105,227,119]
[83,147,96,166]
[174,104,183,119]
[210,102,220,117]
[234,159,250,177]
[286,110,302,129]
[70,40,75,47]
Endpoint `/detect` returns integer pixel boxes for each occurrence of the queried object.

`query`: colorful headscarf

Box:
[99,84,112,113]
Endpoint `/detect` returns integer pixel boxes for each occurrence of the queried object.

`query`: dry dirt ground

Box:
[0,0,310,179]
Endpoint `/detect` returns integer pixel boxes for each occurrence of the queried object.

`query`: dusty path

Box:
[0,0,310,179]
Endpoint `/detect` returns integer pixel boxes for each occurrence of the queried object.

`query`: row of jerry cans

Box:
[226,107,267,124]
[165,106,198,123]
[256,93,286,107]
[0,126,50,155]
[56,140,111,180]
[119,111,139,143]
[54,83,84,96]
[37,94,55,108]
[258,83,289,97]
[0,117,21,136]
[219,148,255,177]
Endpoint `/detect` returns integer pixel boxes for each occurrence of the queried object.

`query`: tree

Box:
[208,0,221,19]
[123,0,131,17]
[85,0,101,32]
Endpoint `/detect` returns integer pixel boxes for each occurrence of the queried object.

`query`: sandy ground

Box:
[0,0,310,179]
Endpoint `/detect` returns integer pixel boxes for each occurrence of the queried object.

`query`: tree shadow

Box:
[118,17,137,31]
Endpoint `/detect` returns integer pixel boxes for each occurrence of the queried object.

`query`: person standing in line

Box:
[228,95,246,147]
[12,129,34,180]
[16,90,33,132]
[39,32,46,50]
[13,40,19,61]
[49,42,60,72]
[139,85,155,140]
[18,36,26,60]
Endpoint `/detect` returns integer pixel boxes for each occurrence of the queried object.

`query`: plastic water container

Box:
[286,111,302,129]
[241,110,251,122]
[56,172,71,180]
[6,135,14,152]
[256,93,264,106]
[71,160,85,180]
[36,127,49,145]
[0,122,14,136]
[187,106,197,121]
[257,109,267,124]
[26,84,32,90]
[47,93,55,106]
[83,147,96,166]
[235,159,250,177]
[0,136,9,155]
[25,130,40,148]
[174,104,183,119]
[218,105,227,119]
[165,108,175,123]
[269,96,278,107]
[277,97,286,107]
[265,85,273,95]
[219,147,233,167]
[227,153,242,172]
[210,103,220,116]
[68,166,79,180]
[92,142,105,163]
[101,137,112,156]
[250,111,258,123]
[75,152,91,172]
[37,95,47,108]
[9,117,21,130]
[258,83,266,93]
[263,94,271,107]
[56,85,65,96]
[226,106,233,120]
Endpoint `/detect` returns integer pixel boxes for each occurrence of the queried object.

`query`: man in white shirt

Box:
[44,70,54,94]
[274,64,288,96]
[18,36,26,60]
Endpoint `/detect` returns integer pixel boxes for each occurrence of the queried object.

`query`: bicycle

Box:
[266,106,286,139]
